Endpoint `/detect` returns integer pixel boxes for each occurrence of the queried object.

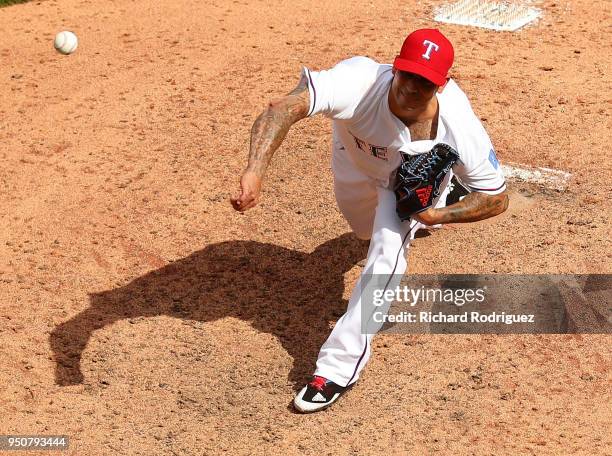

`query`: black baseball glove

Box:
[393,143,460,221]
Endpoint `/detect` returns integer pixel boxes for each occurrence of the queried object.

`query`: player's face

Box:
[391,70,438,112]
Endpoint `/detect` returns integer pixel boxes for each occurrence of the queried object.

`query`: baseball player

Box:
[231,29,508,413]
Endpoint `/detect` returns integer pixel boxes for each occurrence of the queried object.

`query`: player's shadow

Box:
[50,234,368,388]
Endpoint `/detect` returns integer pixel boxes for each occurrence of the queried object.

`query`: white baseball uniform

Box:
[302,56,506,387]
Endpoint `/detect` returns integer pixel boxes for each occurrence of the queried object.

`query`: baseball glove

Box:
[393,143,460,221]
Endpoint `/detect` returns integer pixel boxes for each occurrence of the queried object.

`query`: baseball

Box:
[54,31,78,55]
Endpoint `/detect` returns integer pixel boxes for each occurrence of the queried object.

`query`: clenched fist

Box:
[230,171,262,212]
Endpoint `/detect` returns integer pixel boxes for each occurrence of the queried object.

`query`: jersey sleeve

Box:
[302,56,380,120]
[451,111,506,195]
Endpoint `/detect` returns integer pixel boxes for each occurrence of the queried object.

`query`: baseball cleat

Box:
[293,376,351,413]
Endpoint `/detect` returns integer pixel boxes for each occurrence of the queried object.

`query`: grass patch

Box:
[0,0,32,7]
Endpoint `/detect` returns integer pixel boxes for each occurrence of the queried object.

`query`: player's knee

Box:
[346,220,373,241]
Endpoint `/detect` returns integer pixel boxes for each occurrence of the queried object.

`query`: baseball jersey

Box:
[303,56,506,194]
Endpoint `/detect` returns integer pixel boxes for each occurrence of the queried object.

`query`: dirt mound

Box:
[0,0,609,454]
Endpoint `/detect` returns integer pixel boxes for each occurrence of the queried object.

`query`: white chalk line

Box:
[501,163,572,190]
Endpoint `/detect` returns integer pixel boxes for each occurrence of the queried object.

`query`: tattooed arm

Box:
[413,190,509,225]
[246,75,310,176]
[231,75,310,212]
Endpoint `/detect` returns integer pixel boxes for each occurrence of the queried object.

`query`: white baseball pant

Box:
[313,138,450,387]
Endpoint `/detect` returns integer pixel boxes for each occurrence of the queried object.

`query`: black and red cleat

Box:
[293,376,351,413]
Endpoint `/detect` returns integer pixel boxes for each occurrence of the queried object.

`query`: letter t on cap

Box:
[422,40,440,60]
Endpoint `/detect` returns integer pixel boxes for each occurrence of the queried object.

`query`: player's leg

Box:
[331,141,378,240]
[294,186,418,412]
[315,186,417,384]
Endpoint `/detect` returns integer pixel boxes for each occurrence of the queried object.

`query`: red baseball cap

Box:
[393,29,454,86]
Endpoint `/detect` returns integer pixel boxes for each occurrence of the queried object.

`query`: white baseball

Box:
[54,31,78,55]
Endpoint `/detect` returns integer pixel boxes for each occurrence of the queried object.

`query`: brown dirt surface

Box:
[1,0,610,454]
